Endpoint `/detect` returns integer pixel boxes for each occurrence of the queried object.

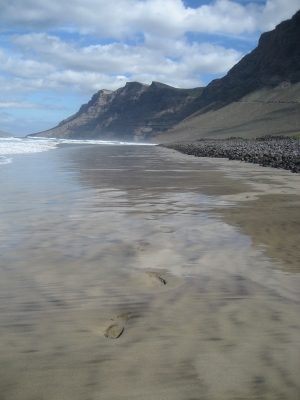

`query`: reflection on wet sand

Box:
[218,194,300,273]
[0,144,299,399]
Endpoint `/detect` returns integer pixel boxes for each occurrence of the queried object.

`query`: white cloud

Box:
[257,0,300,31]
[1,0,299,95]
[0,100,65,110]
[0,50,55,79]
[0,101,38,109]
[1,33,242,94]
[0,0,299,36]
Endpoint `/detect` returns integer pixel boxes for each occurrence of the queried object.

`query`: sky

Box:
[0,0,299,136]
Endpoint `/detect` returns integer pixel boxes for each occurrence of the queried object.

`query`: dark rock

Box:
[160,136,300,174]
[29,82,203,141]
[185,10,300,115]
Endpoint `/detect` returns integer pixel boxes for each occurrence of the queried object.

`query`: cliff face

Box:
[32,81,203,141]
[30,10,300,141]
[188,9,300,115]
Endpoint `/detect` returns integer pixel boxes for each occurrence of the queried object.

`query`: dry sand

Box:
[0,145,299,400]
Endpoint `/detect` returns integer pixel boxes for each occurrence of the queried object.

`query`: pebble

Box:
[160,136,300,173]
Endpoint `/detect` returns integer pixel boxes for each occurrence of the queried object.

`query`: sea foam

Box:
[0,137,155,165]
[0,137,58,155]
[32,138,156,146]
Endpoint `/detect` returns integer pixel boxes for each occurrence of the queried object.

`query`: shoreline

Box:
[158,145,300,274]
[159,135,300,173]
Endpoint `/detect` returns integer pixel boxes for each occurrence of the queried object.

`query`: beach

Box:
[0,142,299,399]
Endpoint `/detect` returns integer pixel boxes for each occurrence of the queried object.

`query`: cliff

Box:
[30,10,300,141]
[187,9,300,115]
[31,82,203,141]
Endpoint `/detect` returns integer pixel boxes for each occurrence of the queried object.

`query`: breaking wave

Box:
[0,137,155,164]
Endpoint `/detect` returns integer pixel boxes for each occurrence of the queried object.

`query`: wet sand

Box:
[0,144,299,399]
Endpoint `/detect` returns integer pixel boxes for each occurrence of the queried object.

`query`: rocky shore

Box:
[159,136,300,173]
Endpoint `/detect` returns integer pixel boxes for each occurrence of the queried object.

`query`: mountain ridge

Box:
[30,81,203,141]
[29,10,300,141]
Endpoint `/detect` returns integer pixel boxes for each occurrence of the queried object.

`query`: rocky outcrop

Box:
[161,136,300,173]
[30,81,203,141]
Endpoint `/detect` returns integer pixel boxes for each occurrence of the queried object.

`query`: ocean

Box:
[0,137,299,399]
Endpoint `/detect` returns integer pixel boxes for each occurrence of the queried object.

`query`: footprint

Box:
[146,271,166,286]
[159,225,176,233]
[135,242,150,251]
[104,313,130,339]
